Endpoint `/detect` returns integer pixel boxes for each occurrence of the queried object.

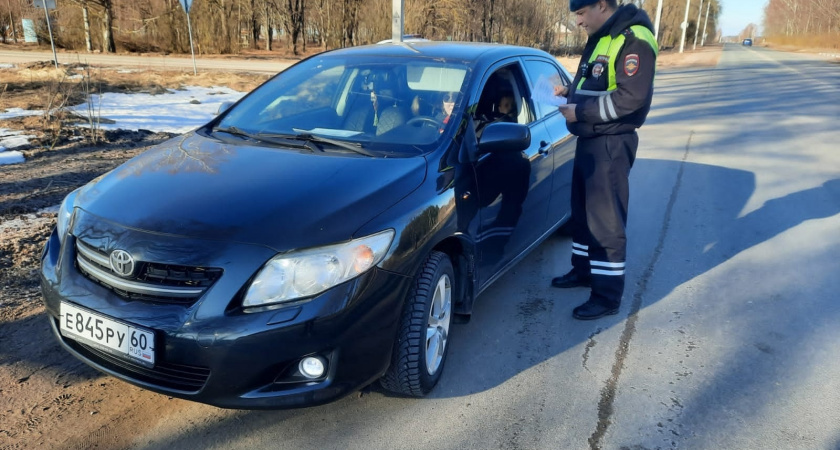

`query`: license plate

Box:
[59,302,155,367]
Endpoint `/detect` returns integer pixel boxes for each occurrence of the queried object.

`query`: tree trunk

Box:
[101,0,116,53]
[167,0,180,53]
[250,0,259,49]
[488,0,495,42]
[7,0,17,43]
[301,0,305,53]
[82,1,92,52]
[285,0,304,55]
[265,15,272,51]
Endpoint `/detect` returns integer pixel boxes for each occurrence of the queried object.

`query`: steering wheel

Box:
[406,116,441,128]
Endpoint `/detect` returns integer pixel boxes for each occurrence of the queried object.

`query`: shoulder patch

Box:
[624,54,640,76]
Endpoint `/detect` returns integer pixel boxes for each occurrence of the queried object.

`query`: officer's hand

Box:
[553,84,569,97]
[558,104,577,123]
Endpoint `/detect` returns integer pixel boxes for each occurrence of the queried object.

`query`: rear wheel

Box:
[381,251,454,397]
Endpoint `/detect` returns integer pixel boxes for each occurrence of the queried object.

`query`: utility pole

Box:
[701,1,711,47]
[679,0,690,53]
[653,0,663,42]
[692,0,703,50]
[391,0,404,43]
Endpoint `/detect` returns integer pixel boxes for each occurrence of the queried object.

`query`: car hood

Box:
[76,132,427,251]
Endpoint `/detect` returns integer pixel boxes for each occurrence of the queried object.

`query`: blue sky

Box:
[718,0,768,36]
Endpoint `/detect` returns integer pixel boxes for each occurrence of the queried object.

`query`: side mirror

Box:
[477,122,531,154]
[216,101,234,115]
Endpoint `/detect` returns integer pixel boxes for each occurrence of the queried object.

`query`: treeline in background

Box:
[0,0,721,57]
[763,0,840,49]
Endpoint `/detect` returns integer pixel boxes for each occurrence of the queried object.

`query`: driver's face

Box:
[498,96,513,115]
[442,93,456,116]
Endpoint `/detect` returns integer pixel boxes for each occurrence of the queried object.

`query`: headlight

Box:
[243,230,395,307]
[56,190,79,244]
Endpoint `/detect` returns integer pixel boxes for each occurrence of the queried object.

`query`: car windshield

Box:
[215,54,472,156]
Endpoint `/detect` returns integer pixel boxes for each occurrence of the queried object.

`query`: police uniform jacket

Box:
[568,4,658,138]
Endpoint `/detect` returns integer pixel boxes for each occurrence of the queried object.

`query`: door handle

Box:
[538,140,551,155]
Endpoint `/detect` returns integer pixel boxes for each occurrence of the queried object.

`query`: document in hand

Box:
[532,74,568,107]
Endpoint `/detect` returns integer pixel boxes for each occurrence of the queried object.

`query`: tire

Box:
[380,251,454,397]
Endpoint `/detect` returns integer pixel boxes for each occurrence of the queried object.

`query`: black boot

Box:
[551,270,591,288]
[572,299,619,320]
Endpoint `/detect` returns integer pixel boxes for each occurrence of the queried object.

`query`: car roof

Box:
[317,41,556,67]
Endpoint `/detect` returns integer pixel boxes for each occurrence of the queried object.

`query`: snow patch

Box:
[68,86,246,134]
[1,129,36,166]
[0,150,25,165]
[1,108,44,120]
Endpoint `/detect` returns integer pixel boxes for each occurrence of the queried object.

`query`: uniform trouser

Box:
[570,132,638,308]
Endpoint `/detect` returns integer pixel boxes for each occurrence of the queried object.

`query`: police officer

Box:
[552,0,658,320]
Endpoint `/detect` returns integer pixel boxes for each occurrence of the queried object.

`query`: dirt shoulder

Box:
[0,46,722,449]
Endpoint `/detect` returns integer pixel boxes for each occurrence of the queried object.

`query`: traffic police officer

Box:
[552,0,658,320]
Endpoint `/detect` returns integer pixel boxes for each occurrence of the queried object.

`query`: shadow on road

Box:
[115,157,838,448]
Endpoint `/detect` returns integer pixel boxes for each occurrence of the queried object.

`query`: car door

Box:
[472,59,554,286]
[521,58,576,229]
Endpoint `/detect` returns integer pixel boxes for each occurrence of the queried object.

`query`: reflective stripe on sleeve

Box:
[604,93,618,120]
[575,89,612,97]
[598,96,608,121]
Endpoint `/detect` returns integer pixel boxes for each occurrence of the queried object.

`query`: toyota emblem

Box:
[109,249,135,277]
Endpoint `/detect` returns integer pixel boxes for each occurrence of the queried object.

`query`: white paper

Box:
[532,74,568,107]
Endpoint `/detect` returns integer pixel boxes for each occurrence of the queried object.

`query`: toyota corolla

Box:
[40,42,576,409]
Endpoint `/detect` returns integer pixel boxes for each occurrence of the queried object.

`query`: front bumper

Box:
[40,227,412,409]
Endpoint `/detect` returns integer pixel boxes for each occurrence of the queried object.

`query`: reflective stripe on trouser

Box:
[570,133,638,307]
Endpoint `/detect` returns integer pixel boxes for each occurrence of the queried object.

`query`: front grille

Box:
[75,238,222,305]
[61,325,211,392]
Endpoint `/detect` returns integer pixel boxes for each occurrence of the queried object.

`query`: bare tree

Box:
[284,0,304,54]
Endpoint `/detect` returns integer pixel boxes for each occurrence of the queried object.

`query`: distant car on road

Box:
[41,42,577,409]
[742,38,753,46]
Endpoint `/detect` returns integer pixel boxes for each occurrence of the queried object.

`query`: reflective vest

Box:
[575,25,659,96]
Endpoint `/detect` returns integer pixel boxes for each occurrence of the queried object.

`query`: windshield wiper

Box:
[213,126,317,151]
[258,132,377,157]
[212,125,257,140]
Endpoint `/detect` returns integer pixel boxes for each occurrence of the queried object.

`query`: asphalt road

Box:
[11,44,840,449]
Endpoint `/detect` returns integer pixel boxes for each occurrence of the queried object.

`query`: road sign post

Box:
[179,0,198,75]
[34,0,58,69]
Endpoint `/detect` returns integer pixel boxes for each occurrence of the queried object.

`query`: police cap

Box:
[570,0,599,11]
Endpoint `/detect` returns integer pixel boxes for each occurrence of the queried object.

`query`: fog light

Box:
[299,356,326,379]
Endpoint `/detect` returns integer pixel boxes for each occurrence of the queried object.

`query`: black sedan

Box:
[40,42,576,409]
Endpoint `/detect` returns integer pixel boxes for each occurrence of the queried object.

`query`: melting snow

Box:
[0,86,246,166]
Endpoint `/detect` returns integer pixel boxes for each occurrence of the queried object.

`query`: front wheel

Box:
[381,251,454,397]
